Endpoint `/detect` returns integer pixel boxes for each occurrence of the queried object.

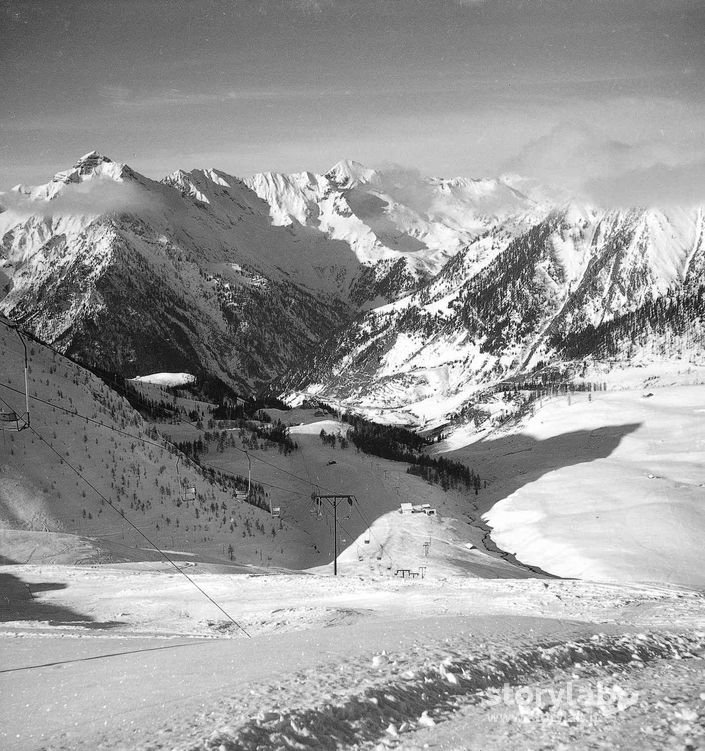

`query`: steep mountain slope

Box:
[0,316,530,576]
[0,154,547,393]
[0,153,358,392]
[0,317,311,567]
[287,203,705,426]
[244,160,545,304]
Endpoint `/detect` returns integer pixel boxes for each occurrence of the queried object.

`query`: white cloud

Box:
[586,161,705,208]
[1,178,161,218]
[505,122,705,207]
[98,86,322,110]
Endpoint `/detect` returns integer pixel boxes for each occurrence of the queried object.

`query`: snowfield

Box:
[482,384,705,586]
[130,372,196,387]
[1,563,704,751]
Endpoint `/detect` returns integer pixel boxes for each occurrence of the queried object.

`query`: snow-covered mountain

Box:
[244,159,545,303]
[0,152,365,391]
[286,202,705,426]
[0,152,547,393]
[2,152,703,420]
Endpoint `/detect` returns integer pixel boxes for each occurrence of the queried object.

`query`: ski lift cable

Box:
[197,457,312,499]
[23,421,251,638]
[353,499,394,566]
[3,369,391,571]
[0,325,30,431]
[298,434,313,485]
[0,322,355,560]
[0,378,314,500]
[0,329,342,506]
[0,380,175,452]
[0,317,334,493]
[176,415,339,493]
[1,376,315,563]
[2,370,388,557]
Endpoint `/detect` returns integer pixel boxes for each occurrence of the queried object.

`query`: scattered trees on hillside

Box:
[407,454,482,493]
[552,286,705,360]
[315,409,484,495]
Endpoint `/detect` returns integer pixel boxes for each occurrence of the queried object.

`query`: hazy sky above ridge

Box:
[1,0,704,204]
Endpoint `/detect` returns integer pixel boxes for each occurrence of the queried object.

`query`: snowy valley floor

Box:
[1,565,704,750]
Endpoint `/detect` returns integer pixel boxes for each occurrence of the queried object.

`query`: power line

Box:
[198,458,313,500]
[18,416,251,638]
[0,639,215,675]
[0,378,321,500]
[4,373,392,576]
[2,323,380,570]
[2,369,389,543]
[1,313,338,494]
[178,413,334,490]
[1,372,343,564]
[0,379,172,452]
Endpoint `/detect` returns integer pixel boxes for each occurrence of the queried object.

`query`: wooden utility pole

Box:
[313,495,356,575]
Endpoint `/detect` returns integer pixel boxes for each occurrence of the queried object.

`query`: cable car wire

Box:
[3,400,251,637]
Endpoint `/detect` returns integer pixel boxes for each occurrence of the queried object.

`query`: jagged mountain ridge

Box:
[244,160,546,303]
[2,152,703,421]
[0,152,550,392]
[286,202,705,425]
[0,153,362,391]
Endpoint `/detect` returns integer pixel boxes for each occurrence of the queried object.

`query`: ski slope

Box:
[482,384,705,586]
[1,562,703,750]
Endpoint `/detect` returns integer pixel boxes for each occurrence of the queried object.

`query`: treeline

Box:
[314,406,484,494]
[407,454,482,493]
[212,395,290,421]
[175,438,205,461]
[204,421,298,455]
[88,368,175,419]
[311,404,428,458]
[495,380,608,394]
[319,429,349,449]
[552,286,705,360]
[251,418,298,454]
[343,413,429,458]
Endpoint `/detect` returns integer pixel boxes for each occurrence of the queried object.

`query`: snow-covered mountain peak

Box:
[52,151,130,186]
[325,159,377,188]
[6,152,138,204]
[76,150,112,171]
[428,174,540,216]
[553,199,597,227]
[203,168,235,189]
[162,169,213,203]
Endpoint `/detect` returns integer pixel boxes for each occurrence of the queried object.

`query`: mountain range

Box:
[1,151,703,428]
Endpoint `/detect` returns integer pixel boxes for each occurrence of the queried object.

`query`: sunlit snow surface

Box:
[130,372,196,387]
[483,384,705,586]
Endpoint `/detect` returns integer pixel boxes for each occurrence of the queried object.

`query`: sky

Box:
[1,0,704,204]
